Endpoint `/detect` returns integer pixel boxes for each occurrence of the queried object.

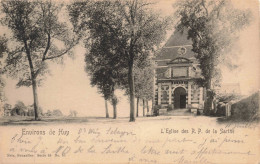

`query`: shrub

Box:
[153,105,161,116]
[11,101,27,116]
[28,109,35,116]
[214,93,242,117]
[4,103,12,110]
[45,110,52,117]
[27,105,43,116]
[51,109,63,117]
[230,92,259,121]
[3,103,12,116]
[215,102,226,116]
[68,110,78,117]
[216,93,241,103]
[167,104,174,111]
[43,109,63,117]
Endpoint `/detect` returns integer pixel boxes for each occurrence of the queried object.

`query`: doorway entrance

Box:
[174,87,186,109]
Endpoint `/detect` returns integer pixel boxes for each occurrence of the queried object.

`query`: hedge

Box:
[230,92,259,121]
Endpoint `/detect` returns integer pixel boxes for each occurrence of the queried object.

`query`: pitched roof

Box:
[164,29,193,47]
[154,29,196,61]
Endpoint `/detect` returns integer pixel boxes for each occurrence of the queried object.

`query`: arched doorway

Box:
[174,87,186,109]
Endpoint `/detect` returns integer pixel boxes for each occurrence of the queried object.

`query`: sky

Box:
[1,0,259,117]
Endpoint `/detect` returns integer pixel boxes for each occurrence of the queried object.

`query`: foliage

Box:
[174,0,252,88]
[216,92,242,103]
[0,35,8,56]
[44,109,63,117]
[27,104,43,116]
[70,1,124,119]
[124,59,154,101]
[69,1,124,119]
[111,95,119,106]
[3,103,12,116]
[68,0,172,121]
[69,110,78,117]
[14,101,26,110]
[84,29,122,102]
[52,110,63,117]
[45,110,52,117]
[0,36,7,102]
[11,101,27,116]
[230,92,259,121]
[3,103,12,111]
[215,102,226,116]
[215,92,243,116]
[153,105,161,116]
[0,0,78,87]
[0,79,5,102]
[0,0,79,120]
[174,0,251,113]
[167,104,174,111]
[133,60,154,101]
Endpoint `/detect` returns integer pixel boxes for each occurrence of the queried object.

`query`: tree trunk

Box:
[136,97,139,117]
[143,99,145,117]
[204,75,214,115]
[24,40,39,120]
[112,102,117,119]
[110,88,117,119]
[204,91,214,115]
[105,99,109,118]
[146,100,149,114]
[32,78,39,120]
[128,55,135,122]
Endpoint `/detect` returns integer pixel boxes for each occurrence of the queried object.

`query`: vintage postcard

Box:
[0,0,259,163]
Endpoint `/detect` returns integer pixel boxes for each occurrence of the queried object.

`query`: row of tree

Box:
[3,101,65,117]
[3,101,43,116]
[68,0,172,121]
[0,0,251,121]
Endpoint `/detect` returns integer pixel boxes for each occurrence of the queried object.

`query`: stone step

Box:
[163,109,196,116]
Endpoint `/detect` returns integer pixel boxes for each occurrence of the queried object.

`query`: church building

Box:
[153,30,205,113]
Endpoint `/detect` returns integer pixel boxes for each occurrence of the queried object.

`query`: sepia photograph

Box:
[0,0,259,163]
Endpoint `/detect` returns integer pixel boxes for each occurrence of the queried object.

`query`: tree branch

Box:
[43,40,77,61]
[201,0,208,17]
[42,32,51,61]
[136,2,155,10]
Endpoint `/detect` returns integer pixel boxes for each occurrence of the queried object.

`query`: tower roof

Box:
[164,29,193,47]
[154,29,196,61]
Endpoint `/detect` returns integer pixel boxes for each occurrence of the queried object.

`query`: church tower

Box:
[153,29,205,114]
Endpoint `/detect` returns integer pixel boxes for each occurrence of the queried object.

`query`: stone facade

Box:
[153,30,205,111]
